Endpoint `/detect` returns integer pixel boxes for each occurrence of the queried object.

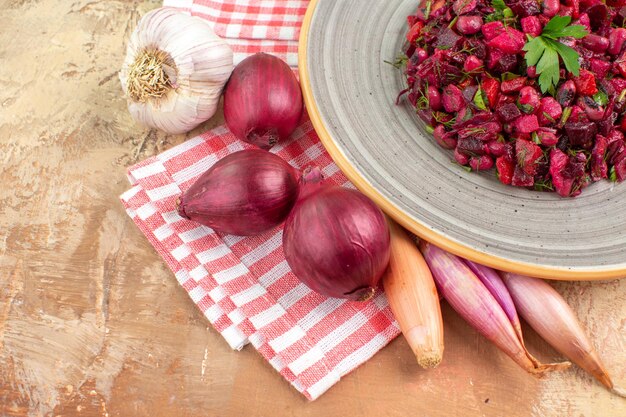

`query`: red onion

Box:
[223,53,303,150]
[177,149,299,236]
[282,168,391,301]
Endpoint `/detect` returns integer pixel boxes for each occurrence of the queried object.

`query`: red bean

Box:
[582,34,609,53]
[456,15,483,35]
[608,28,626,56]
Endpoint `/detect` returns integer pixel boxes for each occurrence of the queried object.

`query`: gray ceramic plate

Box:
[299,0,626,280]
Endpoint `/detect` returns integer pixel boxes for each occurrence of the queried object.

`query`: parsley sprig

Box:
[485,0,514,23]
[523,16,589,93]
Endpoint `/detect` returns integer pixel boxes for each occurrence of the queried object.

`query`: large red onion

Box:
[283,168,391,301]
[223,53,303,149]
[177,149,299,236]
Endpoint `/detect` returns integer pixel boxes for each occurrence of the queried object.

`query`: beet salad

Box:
[399,0,626,196]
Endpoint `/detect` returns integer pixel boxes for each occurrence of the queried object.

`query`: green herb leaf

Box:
[473,89,488,111]
[541,15,572,37]
[523,36,547,67]
[536,46,559,93]
[557,25,589,39]
[610,166,618,182]
[548,39,581,76]
[593,90,608,106]
[523,16,588,93]
[501,72,520,82]
[492,0,507,11]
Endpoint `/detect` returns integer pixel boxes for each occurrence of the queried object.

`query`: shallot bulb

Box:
[224,53,303,149]
[177,149,299,236]
[283,168,391,301]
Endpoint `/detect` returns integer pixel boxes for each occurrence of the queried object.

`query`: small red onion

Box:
[177,149,299,236]
[224,53,303,149]
[283,168,391,301]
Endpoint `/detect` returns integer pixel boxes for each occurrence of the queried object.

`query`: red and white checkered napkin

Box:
[162,0,305,66]
[120,1,400,400]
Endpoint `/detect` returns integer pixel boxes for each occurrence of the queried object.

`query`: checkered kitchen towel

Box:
[120,0,400,400]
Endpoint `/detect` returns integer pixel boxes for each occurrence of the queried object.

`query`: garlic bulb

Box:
[120,8,233,134]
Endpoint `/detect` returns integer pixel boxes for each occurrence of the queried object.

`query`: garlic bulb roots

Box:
[120,8,233,134]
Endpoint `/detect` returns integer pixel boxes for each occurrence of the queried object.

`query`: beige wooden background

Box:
[0,1,625,416]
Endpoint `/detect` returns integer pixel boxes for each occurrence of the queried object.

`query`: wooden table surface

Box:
[1,1,625,416]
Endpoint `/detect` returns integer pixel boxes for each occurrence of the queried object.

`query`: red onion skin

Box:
[224,53,303,150]
[177,149,299,236]
[282,168,391,301]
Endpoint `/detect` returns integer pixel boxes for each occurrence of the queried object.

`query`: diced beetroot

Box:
[586,4,609,32]
[487,28,526,54]
[496,93,515,107]
[521,16,542,37]
[512,165,535,187]
[487,140,507,156]
[607,140,625,163]
[454,147,470,165]
[433,125,458,149]
[608,129,625,145]
[458,123,501,142]
[457,137,486,155]
[513,114,540,134]
[582,34,609,53]
[565,121,598,149]
[435,27,463,50]
[573,70,598,96]
[406,21,425,44]
[573,13,590,31]
[608,28,626,55]
[537,127,559,146]
[591,134,609,180]
[509,0,541,17]
[501,77,527,94]
[568,105,586,123]
[497,102,522,122]
[578,96,604,121]
[566,0,580,18]
[590,58,611,79]
[542,0,560,17]
[620,114,626,132]
[516,138,544,176]
[457,15,483,35]
[550,149,576,196]
[481,77,500,108]
[538,97,563,126]
[453,0,477,15]
[481,21,505,41]
[462,85,479,104]
[559,5,573,16]
[496,156,515,185]
[470,155,495,171]
[613,78,626,96]
[464,55,484,73]
[442,84,464,112]
[527,66,537,78]
[518,86,541,113]
[556,80,577,107]
[616,53,626,78]
[615,155,626,181]
[428,86,442,110]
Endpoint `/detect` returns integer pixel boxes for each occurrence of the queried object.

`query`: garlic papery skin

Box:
[120,7,233,134]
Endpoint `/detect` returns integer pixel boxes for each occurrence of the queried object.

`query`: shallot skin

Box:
[224,53,303,149]
[283,172,391,301]
[177,149,299,236]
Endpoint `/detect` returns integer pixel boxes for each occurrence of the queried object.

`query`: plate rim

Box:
[298,0,626,280]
